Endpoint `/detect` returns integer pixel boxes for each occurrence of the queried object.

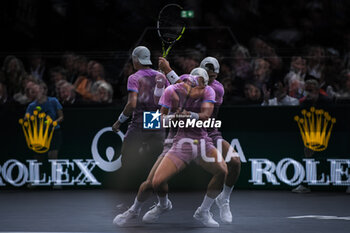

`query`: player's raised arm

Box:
[158,57,182,84]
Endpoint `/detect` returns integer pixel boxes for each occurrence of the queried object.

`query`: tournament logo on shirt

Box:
[143,110,161,129]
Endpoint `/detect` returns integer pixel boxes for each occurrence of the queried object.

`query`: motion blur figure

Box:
[199,57,241,224]
[112,46,169,190]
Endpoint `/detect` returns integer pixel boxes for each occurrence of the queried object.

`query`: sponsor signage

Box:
[0,106,348,189]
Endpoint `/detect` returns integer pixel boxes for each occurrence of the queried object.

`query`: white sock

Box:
[158,194,169,208]
[200,195,215,211]
[220,184,234,201]
[130,197,144,212]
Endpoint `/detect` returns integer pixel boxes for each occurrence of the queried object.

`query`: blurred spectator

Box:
[0,56,27,97]
[238,82,262,105]
[231,45,252,80]
[74,56,88,78]
[74,61,105,101]
[49,67,67,97]
[59,81,81,105]
[62,52,77,83]
[262,81,299,106]
[323,48,343,91]
[28,53,47,81]
[0,82,8,104]
[327,70,350,103]
[252,58,270,87]
[174,50,201,74]
[289,56,307,79]
[87,60,97,79]
[284,72,305,99]
[13,76,38,105]
[218,61,234,81]
[91,80,113,103]
[221,77,236,105]
[249,37,268,57]
[117,61,134,102]
[306,46,325,80]
[300,79,332,106]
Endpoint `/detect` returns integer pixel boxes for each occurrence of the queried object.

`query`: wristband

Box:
[166,70,180,84]
[189,111,199,120]
[154,86,165,97]
[118,113,129,123]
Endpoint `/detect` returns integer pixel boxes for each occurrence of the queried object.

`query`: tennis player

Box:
[200,57,241,224]
[112,46,169,189]
[114,66,227,227]
[160,56,242,223]
[113,74,197,226]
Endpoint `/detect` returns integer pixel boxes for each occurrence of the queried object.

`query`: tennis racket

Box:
[157,4,186,58]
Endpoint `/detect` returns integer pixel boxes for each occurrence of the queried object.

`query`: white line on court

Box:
[288,215,350,221]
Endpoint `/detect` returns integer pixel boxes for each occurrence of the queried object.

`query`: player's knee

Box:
[141,180,152,190]
[217,163,228,178]
[152,177,162,191]
[228,157,241,169]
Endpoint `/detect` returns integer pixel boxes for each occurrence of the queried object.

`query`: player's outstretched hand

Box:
[158,57,172,74]
[112,120,121,132]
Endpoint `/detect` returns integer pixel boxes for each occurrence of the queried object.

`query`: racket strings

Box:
[158,7,185,42]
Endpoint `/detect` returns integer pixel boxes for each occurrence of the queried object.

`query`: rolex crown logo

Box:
[19,108,57,153]
[294,107,336,152]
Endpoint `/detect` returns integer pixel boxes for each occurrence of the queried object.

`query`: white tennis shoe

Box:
[142,200,172,223]
[193,207,219,228]
[215,195,232,223]
[113,208,140,226]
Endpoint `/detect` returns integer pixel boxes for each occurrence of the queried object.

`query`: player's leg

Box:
[142,153,186,223]
[216,139,241,223]
[292,147,313,193]
[113,156,165,226]
[118,131,145,190]
[194,147,228,227]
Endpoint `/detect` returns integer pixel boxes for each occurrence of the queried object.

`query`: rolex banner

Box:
[0,105,349,190]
